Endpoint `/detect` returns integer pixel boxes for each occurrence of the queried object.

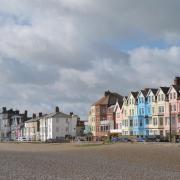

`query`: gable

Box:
[147,90,154,97]
[137,91,144,98]
[156,88,164,96]
[167,85,176,94]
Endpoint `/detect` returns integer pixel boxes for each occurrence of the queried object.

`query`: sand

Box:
[0,142,179,180]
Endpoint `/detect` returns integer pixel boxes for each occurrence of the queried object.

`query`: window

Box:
[158,95,160,101]
[141,97,144,103]
[122,120,125,126]
[170,93,172,100]
[150,96,152,102]
[146,119,149,125]
[125,120,128,127]
[132,99,134,104]
[142,108,144,115]
[152,96,154,102]
[139,119,143,126]
[173,92,176,99]
[159,117,163,126]
[152,107,155,114]
[161,94,164,101]
[17,117,20,124]
[130,120,133,127]
[173,105,176,111]
[153,118,158,126]
[158,106,164,113]
[132,109,134,116]
[149,118,152,125]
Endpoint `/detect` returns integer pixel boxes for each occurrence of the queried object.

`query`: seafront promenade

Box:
[0,142,179,180]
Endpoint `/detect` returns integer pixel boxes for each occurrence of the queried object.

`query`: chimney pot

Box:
[55,106,60,113]
[105,90,111,96]
[33,113,36,119]
[39,112,42,117]
[174,76,180,86]
[2,107,6,113]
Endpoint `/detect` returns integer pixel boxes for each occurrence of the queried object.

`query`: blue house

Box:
[137,89,149,136]
[146,89,158,136]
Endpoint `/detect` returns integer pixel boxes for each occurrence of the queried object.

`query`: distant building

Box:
[76,119,85,137]
[25,107,79,142]
[0,107,28,141]
[88,90,123,137]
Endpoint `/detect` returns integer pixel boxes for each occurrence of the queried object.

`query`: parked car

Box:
[17,137,27,142]
[135,137,146,142]
[145,135,168,142]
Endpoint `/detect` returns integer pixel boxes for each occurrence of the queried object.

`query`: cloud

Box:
[0,0,180,118]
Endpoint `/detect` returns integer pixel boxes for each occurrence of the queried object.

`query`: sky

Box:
[0,0,180,119]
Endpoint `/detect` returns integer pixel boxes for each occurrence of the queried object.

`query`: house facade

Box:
[146,89,158,136]
[166,84,180,136]
[0,107,28,141]
[88,91,123,138]
[89,77,180,139]
[25,107,79,142]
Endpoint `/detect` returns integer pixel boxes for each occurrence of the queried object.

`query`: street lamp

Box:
[169,104,172,142]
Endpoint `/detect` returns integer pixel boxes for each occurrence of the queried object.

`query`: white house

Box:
[25,107,79,142]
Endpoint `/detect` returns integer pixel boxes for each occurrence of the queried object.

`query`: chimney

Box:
[55,106,59,113]
[70,112,74,116]
[104,90,111,96]
[39,112,42,117]
[15,110,19,114]
[2,107,6,113]
[24,110,27,118]
[32,113,36,119]
[174,77,180,86]
[23,110,28,122]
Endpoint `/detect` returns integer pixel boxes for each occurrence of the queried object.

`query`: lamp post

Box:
[169,104,172,142]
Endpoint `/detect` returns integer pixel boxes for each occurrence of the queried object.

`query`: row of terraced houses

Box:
[0,106,84,141]
[88,77,180,138]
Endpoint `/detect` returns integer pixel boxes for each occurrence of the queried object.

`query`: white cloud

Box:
[0,0,180,118]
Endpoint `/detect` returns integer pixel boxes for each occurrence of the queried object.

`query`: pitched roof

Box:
[151,88,158,95]
[160,87,170,94]
[25,111,78,123]
[138,89,150,97]
[92,96,109,106]
[25,114,47,123]
[92,91,123,107]
[171,85,180,97]
[131,91,139,99]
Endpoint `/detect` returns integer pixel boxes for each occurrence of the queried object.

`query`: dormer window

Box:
[161,94,164,101]
[132,99,134,104]
[152,96,154,102]
[170,93,172,100]
[158,95,160,101]
[173,92,176,99]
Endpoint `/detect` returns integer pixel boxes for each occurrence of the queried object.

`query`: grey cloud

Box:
[0,0,180,119]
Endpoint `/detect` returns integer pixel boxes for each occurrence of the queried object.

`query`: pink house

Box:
[111,99,125,135]
[166,83,180,136]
